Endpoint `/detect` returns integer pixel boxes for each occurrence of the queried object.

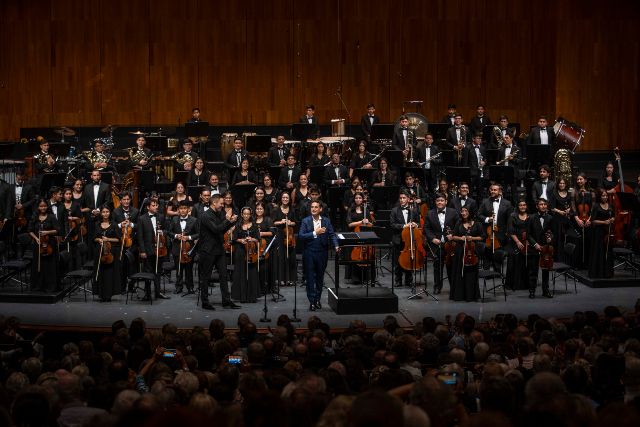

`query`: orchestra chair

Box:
[0,233,33,292]
[60,251,93,302]
[549,243,578,295]
[480,250,506,302]
[124,251,155,305]
[613,247,639,277]
[161,260,174,293]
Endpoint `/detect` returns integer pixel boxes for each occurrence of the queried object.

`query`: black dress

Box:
[231,224,260,303]
[549,191,572,261]
[573,190,594,268]
[450,222,484,301]
[187,169,211,187]
[61,200,85,271]
[271,207,297,284]
[256,217,275,293]
[588,204,614,278]
[29,214,61,292]
[94,222,123,301]
[505,214,533,290]
[346,207,376,283]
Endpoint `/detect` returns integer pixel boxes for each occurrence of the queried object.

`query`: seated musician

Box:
[424,193,459,294]
[349,140,375,178]
[231,158,256,186]
[445,113,468,165]
[129,136,152,170]
[166,182,193,218]
[174,139,199,171]
[187,158,211,187]
[392,115,415,163]
[170,200,198,295]
[371,157,396,187]
[448,182,477,217]
[527,198,555,299]
[35,140,58,174]
[531,164,555,203]
[390,191,421,288]
[477,183,514,267]
[268,135,289,167]
[306,141,330,179]
[190,187,211,220]
[226,137,248,169]
[84,140,112,172]
[416,133,441,193]
[278,154,302,191]
[400,172,426,209]
[489,115,516,149]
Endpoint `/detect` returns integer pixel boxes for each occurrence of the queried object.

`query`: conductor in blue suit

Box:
[298,200,340,311]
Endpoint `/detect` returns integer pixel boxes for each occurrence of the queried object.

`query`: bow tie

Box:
[540,128,547,132]
[401,207,408,211]
[438,210,446,215]
[149,214,156,218]
[492,198,500,203]
[16,184,22,188]
[542,180,548,184]
[180,217,188,221]
[94,183,100,186]
[460,197,466,201]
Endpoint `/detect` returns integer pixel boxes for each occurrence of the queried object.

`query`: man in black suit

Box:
[360,104,380,142]
[390,191,421,288]
[497,132,523,199]
[278,154,302,191]
[10,171,36,229]
[129,136,153,171]
[448,182,477,217]
[197,194,240,310]
[469,104,492,136]
[415,133,441,193]
[300,104,319,139]
[268,135,290,167]
[424,193,460,294]
[113,191,139,250]
[169,201,199,294]
[489,115,516,149]
[136,198,170,301]
[226,137,249,169]
[477,184,514,264]
[174,139,200,171]
[445,114,468,165]
[463,133,488,198]
[187,107,202,123]
[191,188,211,220]
[207,174,227,196]
[527,198,554,299]
[440,103,457,126]
[323,153,350,227]
[81,170,111,256]
[392,115,416,162]
[400,172,427,207]
[525,116,555,151]
[531,164,556,203]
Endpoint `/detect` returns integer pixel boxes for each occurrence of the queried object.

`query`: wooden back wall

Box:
[1,0,638,151]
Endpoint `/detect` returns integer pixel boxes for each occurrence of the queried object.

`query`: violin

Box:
[485,210,501,251]
[398,223,426,271]
[577,190,591,223]
[351,205,376,266]
[68,218,81,242]
[539,230,554,269]
[39,233,53,257]
[284,215,296,248]
[179,236,192,264]
[122,223,133,248]
[443,226,457,267]
[224,227,234,253]
[245,236,259,264]
[155,226,168,258]
[258,238,269,260]
[612,147,632,246]
[100,240,114,265]
[15,204,27,229]
[462,232,478,267]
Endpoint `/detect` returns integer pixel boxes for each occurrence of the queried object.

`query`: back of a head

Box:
[524,372,567,410]
[403,405,431,427]
[350,389,404,427]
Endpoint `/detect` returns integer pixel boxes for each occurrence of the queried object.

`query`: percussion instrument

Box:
[331,118,346,136]
[553,117,585,152]
[319,136,355,157]
[220,132,238,163]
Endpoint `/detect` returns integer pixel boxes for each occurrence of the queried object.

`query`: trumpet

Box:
[496,148,519,165]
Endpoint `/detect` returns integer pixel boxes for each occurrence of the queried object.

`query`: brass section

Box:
[554,148,573,186]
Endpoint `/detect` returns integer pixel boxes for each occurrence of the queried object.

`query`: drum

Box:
[331,118,345,136]
[220,132,238,163]
[553,118,585,152]
[319,136,355,158]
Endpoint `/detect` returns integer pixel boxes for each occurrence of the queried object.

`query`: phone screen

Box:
[163,349,177,358]
[228,355,242,365]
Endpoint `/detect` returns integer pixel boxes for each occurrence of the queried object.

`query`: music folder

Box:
[185,121,209,138]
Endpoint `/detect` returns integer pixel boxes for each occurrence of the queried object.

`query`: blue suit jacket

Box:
[298,215,339,252]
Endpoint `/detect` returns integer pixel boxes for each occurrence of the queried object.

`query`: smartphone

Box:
[437,372,458,385]
[228,355,243,365]
[163,349,177,358]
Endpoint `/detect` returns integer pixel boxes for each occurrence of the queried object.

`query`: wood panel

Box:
[0,0,637,154]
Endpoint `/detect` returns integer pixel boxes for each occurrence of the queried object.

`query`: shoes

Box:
[542,291,553,298]
[315,301,322,309]
[141,294,151,301]
[202,302,215,310]
[185,289,195,295]
[309,303,316,311]
[434,287,442,295]
[529,293,535,299]
[173,288,183,294]
[222,301,241,309]
[156,293,170,300]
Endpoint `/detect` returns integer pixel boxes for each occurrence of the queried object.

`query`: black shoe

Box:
[434,287,442,295]
[315,301,322,309]
[542,291,553,298]
[529,293,535,299]
[141,294,151,301]
[173,288,183,294]
[309,303,316,311]
[185,289,195,295]
[156,293,170,300]
[202,302,215,310]
[222,301,241,309]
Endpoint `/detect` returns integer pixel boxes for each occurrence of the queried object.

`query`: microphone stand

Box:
[260,236,277,323]
[336,90,351,138]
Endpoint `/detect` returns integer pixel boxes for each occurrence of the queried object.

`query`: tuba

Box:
[493,126,505,149]
[554,148,573,187]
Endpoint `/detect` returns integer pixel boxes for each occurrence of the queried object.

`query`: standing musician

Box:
[187,158,211,187]
[506,199,533,291]
[346,192,376,284]
[448,182,477,217]
[588,188,615,279]
[231,207,260,303]
[400,172,427,208]
[207,174,227,196]
[272,192,297,287]
[477,183,513,266]
[424,193,460,294]
[254,202,275,294]
[61,187,84,270]
[489,115,516,149]
[29,199,60,292]
[231,158,257,186]
[392,115,416,163]
[297,185,328,219]
[527,198,555,299]
[128,136,152,170]
[349,140,375,177]
[572,172,594,268]
[531,165,555,202]
[525,116,555,154]
[0,178,11,238]
[34,140,58,175]
[469,104,492,136]
[83,140,111,171]
[174,139,199,171]
[463,133,487,198]
[278,154,302,191]
[93,205,122,303]
[190,188,211,220]
[415,133,441,193]
[306,141,330,179]
[226,137,249,169]
[291,174,310,208]
[169,200,198,295]
[497,132,522,198]
[113,192,138,282]
[136,198,170,301]
[299,200,340,311]
[441,103,458,126]
[166,182,192,218]
[449,207,484,302]
[81,170,111,257]
[10,170,36,257]
[268,135,290,167]
[549,177,573,260]
[371,157,396,188]
[47,187,64,226]
[324,152,350,226]
[390,191,421,288]
[300,104,319,139]
[197,194,241,310]
[360,103,380,142]
[445,113,467,166]
[187,107,202,123]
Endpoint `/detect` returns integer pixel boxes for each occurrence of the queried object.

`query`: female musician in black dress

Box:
[349,141,375,178]
[549,178,572,261]
[506,200,532,291]
[306,141,330,181]
[72,179,84,204]
[248,186,271,217]
[29,199,61,292]
[222,191,239,217]
[450,207,484,302]
[231,158,256,186]
[231,207,260,303]
[342,178,362,212]
[262,174,280,211]
[94,205,122,302]
[187,158,211,187]
[255,202,275,294]
[371,157,395,187]
[291,174,310,207]
[166,182,192,218]
[588,188,615,279]
[572,172,594,268]
[272,191,297,286]
[346,192,376,283]
[61,187,84,270]
[601,161,618,194]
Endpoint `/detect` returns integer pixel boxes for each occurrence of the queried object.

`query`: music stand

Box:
[440,149,457,166]
[385,149,404,168]
[146,136,168,152]
[246,135,271,153]
[351,168,375,185]
[370,124,394,141]
[308,165,325,187]
[188,185,205,202]
[429,123,449,143]
[445,167,471,185]
[370,185,400,209]
[291,123,315,141]
[526,144,552,171]
[489,165,515,186]
[485,148,500,166]
[482,125,494,144]
[140,170,156,196]
[185,121,209,138]
[40,173,66,197]
[230,183,256,208]
[174,170,188,184]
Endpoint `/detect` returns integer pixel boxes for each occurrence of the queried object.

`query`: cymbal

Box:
[101,125,118,133]
[54,127,76,136]
[129,130,147,136]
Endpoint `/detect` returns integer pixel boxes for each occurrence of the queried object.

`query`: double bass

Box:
[611,147,632,246]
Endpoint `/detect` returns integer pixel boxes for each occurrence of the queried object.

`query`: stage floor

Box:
[1,258,638,330]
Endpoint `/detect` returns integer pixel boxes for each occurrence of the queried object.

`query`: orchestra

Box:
[2,106,638,312]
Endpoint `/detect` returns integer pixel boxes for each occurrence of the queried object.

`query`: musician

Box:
[248,186,271,217]
[531,165,555,202]
[371,157,396,187]
[272,191,297,287]
[463,133,487,197]
[222,191,239,218]
[549,177,573,260]
[190,188,211,220]
[489,115,516,149]
[323,153,349,188]
[84,140,111,171]
[170,200,198,295]
[94,205,122,302]
[506,199,533,291]
[129,136,153,170]
[416,133,441,193]
[47,187,64,225]
[469,104,492,136]
[588,189,614,279]
[424,193,460,294]
[71,179,84,204]
[525,116,555,151]
[349,141,375,177]
[445,114,469,157]
[166,182,192,218]
[448,182,477,217]
[342,178,362,212]
[187,158,211,187]
[477,183,513,261]
[450,207,484,302]
[527,198,554,298]
[29,199,60,292]
[572,173,594,268]
[390,191,421,288]
[198,194,240,310]
[61,187,84,270]
[187,107,202,123]
[113,192,139,273]
[600,161,618,194]
[299,104,319,139]
[35,140,57,174]
[400,172,426,207]
[346,192,376,283]
[81,171,110,256]
[268,135,289,167]
[174,139,199,171]
[497,132,522,197]
[10,171,36,256]
[207,174,227,196]
[306,141,330,179]
[254,202,274,290]
[231,158,256,186]
[392,115,415,161]
[291,174,310,207]
[278,154,302,191]
[231,207,260,303]
[297,185,328,219]
[299,200,339,311]
[360,103,380,142]
[136,198,170,301]
[262,174,280,209]
[440,103,457,126]
[437,179,453,201]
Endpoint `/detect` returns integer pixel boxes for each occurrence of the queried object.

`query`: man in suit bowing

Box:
[298,200,340,311]
[360,104,380,142]
[137,198,170,301]
[424,193,460,294]
[169,200,199,295]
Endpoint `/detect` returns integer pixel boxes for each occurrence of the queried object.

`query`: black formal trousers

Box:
[198,253,231,304]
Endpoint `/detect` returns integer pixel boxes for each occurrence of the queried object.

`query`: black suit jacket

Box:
[497,143,523,179]
[226,149,249,168]
[445,126,469,148]
[113,206,139,226]
[268,146,290,166]
[526,127,555,147]
[392,127,416,151]
[469,115,492,136]
[278,166,302,189]
[448,196,478,216]
[190,202,210,220]
[208,183,228,196]
[360,114,380,139]
[531,180,556,202]
[137,212,167,255]
[169,216,199,256]
[82,181,111,210]
[198,208,234,256]
[323,164,350,187]
[424,207,460,244]
[0,181,13,221]
[415,143,442,185]
[441,115,456,127]
[477,198,513,243]
[389,205,421,246]
[10,182,37,218]
[299,116,319,138]
[463,144,487,177]
[527,212,554,246]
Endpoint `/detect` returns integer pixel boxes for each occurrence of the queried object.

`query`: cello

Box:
[485,210,501,252]
[611,147,632,246]
[398,223,426,272]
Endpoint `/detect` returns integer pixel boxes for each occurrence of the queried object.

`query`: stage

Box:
[0,257,638,330]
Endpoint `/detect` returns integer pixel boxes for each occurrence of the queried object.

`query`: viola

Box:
[462,233,478,267]
[122,223,133,248]
[539,230,554,269]
[224,227,234,253]
[443,226,457,267]
[246,237,259,264]
[179,238,192,264]
[398,223,426,271]
[258,238,269,260]
[577,190,591,223]
[100,241,114,265]
[68,218,81,242]
[15,207,27,228]
[155,227,168,258]
[612,147,632,246]
[285,223,296,248]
